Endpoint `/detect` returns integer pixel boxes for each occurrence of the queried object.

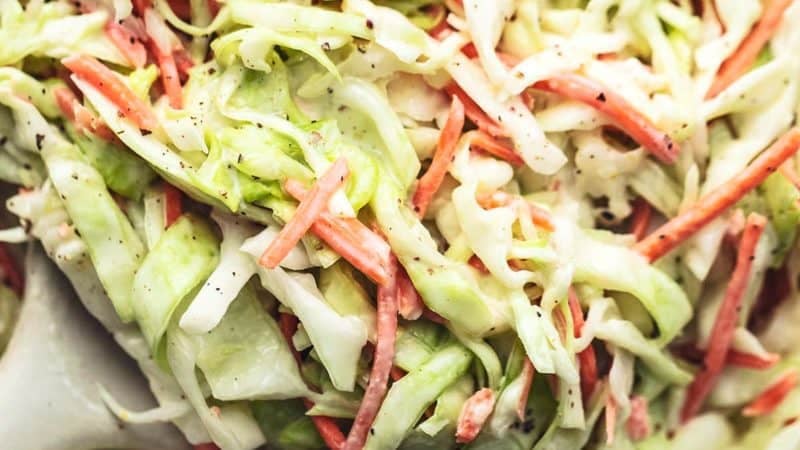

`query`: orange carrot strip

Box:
[105,22,148,68]
[606,394,617,445]
[153,47,183,109]
[163,182,182,228]
[343,257,399,450]
[174,48,195,79]
[476,191,556,232]
[727,350,780,370]
[626,395,651,441]
[681,213,767,423]
[283,180,392,286]
[444,83,507,137]
[630,198,652,242]
[390,366,406,382]
[166,0,192,20]
[456,388,496,444]
[132,0,152,14]
[193,444,220,450]
[0,244,23,296]
[304,399,346,450]
[636,129,800,262]
[54,86,115,141]
[278,313,302,364]
[413,96,465,217]
[422,307,448,324]
[62,55,158,131]
[743,369,800,417]
[396,265,424,320]
[570,288,598,401]
[533,75,678,164]
[260,158,349,269]
[471,131,525,167]
[705,0,794,99]
[517,359,535,421]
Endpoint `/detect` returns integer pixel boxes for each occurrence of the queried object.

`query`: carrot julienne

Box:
[726,350,780,370]
[605,394,617,444]
[260,158,349,269]
[343,256,399,450]
[396,265,424,320]
[62,54,159,131]
[470,131,525,167]
[680,213,767,423]
[742,369,799,417]
[413,96,465,217]
[629,198,652,242]
[517,358,535,421]
[626,395,651,441]
[283,180,392,286]
[636,128,800,262]
[444,83,507,137]
[532,75,679,164]
[54,86,115,141]
[162,182,183,228]
[456,388,495,444]
[570,288,598,401]
[105,22,148,69]
[705,0,794,99]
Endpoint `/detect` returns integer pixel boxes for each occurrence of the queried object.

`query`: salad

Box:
[1,0,800,449]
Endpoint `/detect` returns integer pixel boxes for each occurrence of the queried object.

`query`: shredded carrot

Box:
[173,48,195,79]
[132,0,152,14]
[636,128,800,262]
[62,55,159,131]
[54,86,115,141]
[517,358,535,421]
[727,350,780,370]
[396,265,424,320]
[343,256,399,450]
[105,22,148,69]
[390,366,406,382]
[260,158,349,269]
[468,255,490,274]
[570,288,598,401]
[192,444,220,450]
[681,213,767,423]
[605,394,617,445]
[413,96,465,217]
[671,342,779,370]
[303,399,346,450]
[476,191,556,232]
[283,180,392,286]
[422,307,448,324]
[166,0,192,20]
[456,388,496,444]
[444,83,507,137]
[705,0,794,99]
[471,131,525,167]
[278,313,302,364]
[152,46,183,109]
[630,198,652,242]
[626,395,651,441]
[0,244,23,297]
[161,182,182,228]
[743,369,800,417]
[532,75,678,164]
